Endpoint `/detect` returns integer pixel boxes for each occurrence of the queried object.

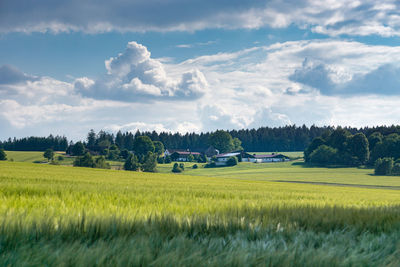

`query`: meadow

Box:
[0,159,400,266]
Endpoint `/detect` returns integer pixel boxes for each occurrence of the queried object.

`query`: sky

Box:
[1,0,400,141]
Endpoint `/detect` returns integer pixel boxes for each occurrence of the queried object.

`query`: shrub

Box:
[43,148,54,161]
[179,163,185,171]
[204,162,216,168]
[94,156,111,169]
[164,155,172,164]
[157,157,165,164]
[192,164,198,169]
[374,157,394,175]
[0,149,7,161]
[197,154,207,163]
[172,163,182,173]
[57,155,64,161]
[73,153,95,168]
[187,154,194,162]
[391,163,400,175]
[226,156,238,166]
[124,154,140,171]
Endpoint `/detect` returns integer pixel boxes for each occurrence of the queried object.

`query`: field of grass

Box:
[1,161,400,265]
[157,160,400,188]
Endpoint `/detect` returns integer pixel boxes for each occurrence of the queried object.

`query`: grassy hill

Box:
[0,161,399,265]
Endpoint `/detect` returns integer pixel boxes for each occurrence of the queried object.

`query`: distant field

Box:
[5,151,47,162]
[1,161,399,265]
[157,160,400,188]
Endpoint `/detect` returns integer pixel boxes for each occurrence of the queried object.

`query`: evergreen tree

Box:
[142,152,157,172]
[72,142,85,156]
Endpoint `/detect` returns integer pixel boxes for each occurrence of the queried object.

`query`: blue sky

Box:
[1,0,400,140]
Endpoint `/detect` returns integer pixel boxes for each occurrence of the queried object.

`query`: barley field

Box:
[0,160,399,266]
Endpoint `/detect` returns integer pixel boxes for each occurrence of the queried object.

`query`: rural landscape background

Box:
[1,0,400,266]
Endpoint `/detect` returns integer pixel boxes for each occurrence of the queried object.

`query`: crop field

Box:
[0,160,400,266]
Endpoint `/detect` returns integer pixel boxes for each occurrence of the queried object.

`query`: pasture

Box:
[0,160,399,266]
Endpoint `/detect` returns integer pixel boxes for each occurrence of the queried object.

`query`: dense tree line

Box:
[0,135,68,151]
[305,126,400,170]
[4,125,400,153]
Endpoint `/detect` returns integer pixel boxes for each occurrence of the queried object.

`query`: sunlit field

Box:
[1,161,399,265]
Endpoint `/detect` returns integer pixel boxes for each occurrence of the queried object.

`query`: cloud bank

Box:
[1,0,400,37]
[74,42,207,102]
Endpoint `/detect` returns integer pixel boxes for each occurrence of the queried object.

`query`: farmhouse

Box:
[242,153,290,163]
[168,151,201,162]
[215,152,241,166]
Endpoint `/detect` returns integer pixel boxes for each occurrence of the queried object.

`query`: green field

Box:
[0,159,400,266]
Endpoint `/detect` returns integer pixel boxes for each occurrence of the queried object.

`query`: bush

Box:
[204,162,216,168]
[0,149,7,161]
[192,164,198,169]
[226,156,238,166]
[94,156,111,169]
[73,153,95,168]
[187,154,194,162]
[57,155,64,161]
[164,155,172,164]
[197,154,207,163]
[374,157,394,175]
[391,163,400,175]
[124,154,140,171]
[172,163,182,173]
[157,157,165,164]
[179,163,185,171]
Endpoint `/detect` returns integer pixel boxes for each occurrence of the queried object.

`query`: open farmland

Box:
[0,161,399,266]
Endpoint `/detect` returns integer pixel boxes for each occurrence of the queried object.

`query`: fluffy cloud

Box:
[1,0,400,37]
[75,42,207,102]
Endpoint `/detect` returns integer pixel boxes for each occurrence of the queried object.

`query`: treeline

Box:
[4,125,400,152]
[87,125,400,152]
[305,127,400,173]
[0,135,68,151]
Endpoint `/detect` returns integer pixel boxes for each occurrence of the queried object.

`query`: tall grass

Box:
[0,161,400,265]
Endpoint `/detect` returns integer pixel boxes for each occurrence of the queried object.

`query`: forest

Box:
[3,125,400,152]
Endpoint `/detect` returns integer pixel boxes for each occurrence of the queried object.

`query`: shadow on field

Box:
[291,161,371,169]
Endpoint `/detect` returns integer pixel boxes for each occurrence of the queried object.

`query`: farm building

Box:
[242,153,290,163]
[215,152,241,166]
[168,151,201,162]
